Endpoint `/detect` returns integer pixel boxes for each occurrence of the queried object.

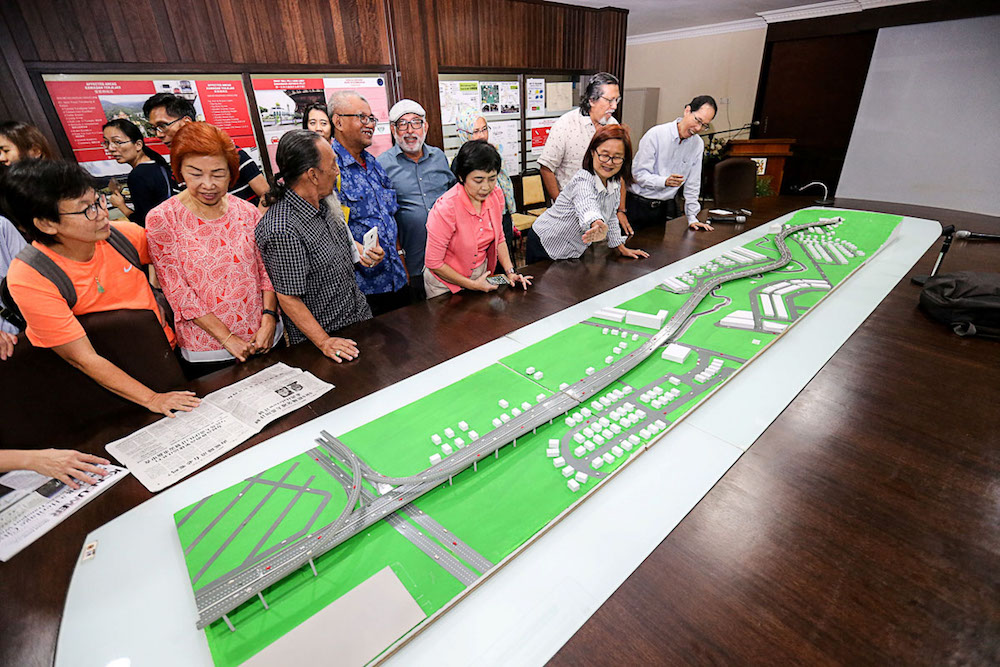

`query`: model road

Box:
[192,217,840,630]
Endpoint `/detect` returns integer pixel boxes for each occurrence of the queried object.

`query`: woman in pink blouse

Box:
[146,122,281,377]
[424,141,531,298]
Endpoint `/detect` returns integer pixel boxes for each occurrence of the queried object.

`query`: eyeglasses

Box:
[101,138,132,149]
[691,114,711,130]
[470,124,489,137]
[339,113,379,126]
[600,95,621,106]
[394,118,425,130]
[595,152,625,165]
[60,193,108,221]
[152,116,184,134]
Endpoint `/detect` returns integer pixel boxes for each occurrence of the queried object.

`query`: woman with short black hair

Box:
[102,119,172,226]
[423,140,531,298]
[2,159,199,416]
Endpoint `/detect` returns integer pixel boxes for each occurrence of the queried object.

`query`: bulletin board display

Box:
[524,73,581,172]
[41,74,263,180]
[250,75,392,173]
[438,73,523,176]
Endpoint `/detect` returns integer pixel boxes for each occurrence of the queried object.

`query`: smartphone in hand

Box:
[363,227,378,254]
[486,274,510,286]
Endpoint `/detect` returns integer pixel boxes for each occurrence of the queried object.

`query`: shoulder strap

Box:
[106,225,142,268]
[15,245,78,308]
[160,165,172,199]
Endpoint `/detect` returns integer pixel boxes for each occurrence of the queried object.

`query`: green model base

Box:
[175,209,902,666]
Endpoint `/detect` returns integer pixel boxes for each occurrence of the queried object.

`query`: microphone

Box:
[911,225,956,286]
[955,230,1000,241]
[708,215,747,224]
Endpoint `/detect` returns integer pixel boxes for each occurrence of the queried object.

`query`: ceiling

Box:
[563,0,863,37]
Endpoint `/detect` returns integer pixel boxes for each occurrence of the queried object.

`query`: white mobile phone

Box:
[363,227,378,253]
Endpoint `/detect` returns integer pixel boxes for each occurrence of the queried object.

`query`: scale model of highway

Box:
[175,209,903,666]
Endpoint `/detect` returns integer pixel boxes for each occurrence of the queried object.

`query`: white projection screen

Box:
[838,15,1000,216]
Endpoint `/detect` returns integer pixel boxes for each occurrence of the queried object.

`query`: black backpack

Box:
[0,227,172,332]
[919,271,1000,339]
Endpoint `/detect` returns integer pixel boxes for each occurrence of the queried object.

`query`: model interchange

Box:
[185,216,844,631]
[174,210,902,667]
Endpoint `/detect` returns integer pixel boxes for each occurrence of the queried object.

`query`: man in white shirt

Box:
[627,95,717,232]
[538,72,632,235]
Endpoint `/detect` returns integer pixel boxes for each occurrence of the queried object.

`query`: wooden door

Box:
[753,32,877,195]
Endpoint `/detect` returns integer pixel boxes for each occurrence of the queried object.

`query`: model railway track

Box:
[192,217,840,630]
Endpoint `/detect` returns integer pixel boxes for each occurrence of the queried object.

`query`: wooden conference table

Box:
[2,196,998,666]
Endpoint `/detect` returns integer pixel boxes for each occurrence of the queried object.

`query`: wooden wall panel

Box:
[0,10,59,148]
[432,0,626,74]
[390,0,443,147]
[211,0,391,66]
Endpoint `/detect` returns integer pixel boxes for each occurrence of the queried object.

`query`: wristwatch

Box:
[262,309,279,320]
[616,209,627,214]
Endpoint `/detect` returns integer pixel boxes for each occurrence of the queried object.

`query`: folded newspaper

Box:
[106,363,333,492]
[0,464,129,561]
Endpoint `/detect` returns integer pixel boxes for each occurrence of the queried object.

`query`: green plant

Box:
[755,175,775,197]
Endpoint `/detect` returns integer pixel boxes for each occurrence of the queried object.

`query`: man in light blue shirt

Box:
[627,95,717,232]
[377,99,456,299]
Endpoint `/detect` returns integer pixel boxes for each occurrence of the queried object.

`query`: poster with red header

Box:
[530,118,556,155]
[251,74,392,173]
[42,74,263,181]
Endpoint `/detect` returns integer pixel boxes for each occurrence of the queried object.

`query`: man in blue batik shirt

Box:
[377,98,456,301]
[330,90,410,315]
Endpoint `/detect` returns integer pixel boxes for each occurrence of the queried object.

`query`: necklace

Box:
[95,276,105,293]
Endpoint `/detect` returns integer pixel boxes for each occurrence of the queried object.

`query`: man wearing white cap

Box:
[377,99,456,299]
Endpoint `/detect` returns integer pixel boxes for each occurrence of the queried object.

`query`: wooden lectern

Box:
[723,139,795,193]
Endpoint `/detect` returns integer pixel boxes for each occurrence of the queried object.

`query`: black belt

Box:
[629,192,669,208]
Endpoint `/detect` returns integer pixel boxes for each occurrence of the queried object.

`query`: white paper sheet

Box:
[490,119,521,176]
[546,82,574,112]
[106,364,333,492]
[0,464,128,561]
[499,81,520,116]
[439,81,481,125]
[527,78,545,113]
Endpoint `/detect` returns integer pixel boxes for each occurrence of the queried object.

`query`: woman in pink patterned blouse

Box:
[146,122,281,377]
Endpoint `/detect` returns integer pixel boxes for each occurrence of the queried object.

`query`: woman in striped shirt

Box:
[526,125,648,263]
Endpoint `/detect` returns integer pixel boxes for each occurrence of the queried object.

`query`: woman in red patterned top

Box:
[146,122,281,377]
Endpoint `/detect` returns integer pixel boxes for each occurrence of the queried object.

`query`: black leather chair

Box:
[714,157,757,209]
[0,309,185,449]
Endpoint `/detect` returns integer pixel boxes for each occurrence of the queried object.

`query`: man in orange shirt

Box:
[2,159,199,417]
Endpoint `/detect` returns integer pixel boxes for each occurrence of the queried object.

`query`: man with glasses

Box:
[377,99,456,299]
[142,93,269,207]
[330,90,409,315]
[627,95,717,232]
[539,73,631,236]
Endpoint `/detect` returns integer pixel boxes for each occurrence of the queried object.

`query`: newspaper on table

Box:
[0,464,129,562]
[106,363,333,493]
